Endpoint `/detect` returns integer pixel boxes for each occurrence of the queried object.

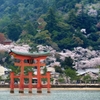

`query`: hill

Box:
[0,0,100,50]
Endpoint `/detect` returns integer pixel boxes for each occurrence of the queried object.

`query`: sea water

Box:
[0,89,100,100]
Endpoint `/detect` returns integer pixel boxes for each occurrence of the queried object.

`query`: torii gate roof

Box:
[9,49,50,57]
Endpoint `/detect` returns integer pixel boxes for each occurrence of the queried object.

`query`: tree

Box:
[64,68,77,81]
[97,77,100,84]
[0,76,2,81]
[82,74,91,83]
[43,67,47,75]
[0,51,6,65]
[97,66,100,83]
[0,16,11,32]
[24,66,34,75]
[0,51,13,67]
[67,9,77,28]
[88,32,99,41]
[34,30,51,44]
[50,78,54,84]
[75,13,97,34]
[55,66,63,73]
[9,65,20,74]
[45,8,57,33]
[7,24,22,41]
[24,21,36,36]
[58,77,65,84]
[42,78,47,84]
[61,56,74,69]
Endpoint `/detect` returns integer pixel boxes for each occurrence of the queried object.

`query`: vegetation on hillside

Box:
[0,0,100,50]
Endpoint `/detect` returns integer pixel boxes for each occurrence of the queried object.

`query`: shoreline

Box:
[0,84,100,91]
[0,88,100,91]
[51,88,100,90]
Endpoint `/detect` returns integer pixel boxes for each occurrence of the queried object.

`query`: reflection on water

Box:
[0,89,100,100]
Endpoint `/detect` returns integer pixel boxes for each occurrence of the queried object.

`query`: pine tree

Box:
[45,8,57,33]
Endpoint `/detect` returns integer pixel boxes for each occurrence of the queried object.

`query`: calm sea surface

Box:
[0,89,100,100]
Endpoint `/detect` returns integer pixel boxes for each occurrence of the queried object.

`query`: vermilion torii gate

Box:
[9,50,51,93]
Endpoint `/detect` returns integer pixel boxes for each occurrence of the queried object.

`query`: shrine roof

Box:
[9,49,50,57]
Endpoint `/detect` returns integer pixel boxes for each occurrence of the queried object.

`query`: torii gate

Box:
[9,50,51,93]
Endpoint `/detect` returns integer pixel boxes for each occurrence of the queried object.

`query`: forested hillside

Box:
[0,0,100,50]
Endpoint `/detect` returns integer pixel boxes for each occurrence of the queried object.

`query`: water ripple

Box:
[0,89,100,100]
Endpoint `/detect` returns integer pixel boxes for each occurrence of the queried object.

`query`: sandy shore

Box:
[51,88,100,90]
[0,88,100,91]
[0,88,10,90]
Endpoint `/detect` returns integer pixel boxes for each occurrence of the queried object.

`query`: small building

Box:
[0,65,11,80]
[50,72,60,84]
[3,39,12,45]
[77,68,99,83]
[0,65,6,76]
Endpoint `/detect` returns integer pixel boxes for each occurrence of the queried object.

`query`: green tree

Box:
[45,8,57,33]
[0,51,6,65]
[9,65,20,74]
[24,21,36,36]
[0,16,11,31]
[43,67,47,75]
[97,66,100,83]
[19,32,34,44]
[50,78,54,84]
[97,77,100,83]
[0,51,13,67]
[24,66,34,75]
[64,68,77,81]
[58,77,65,84]
[10,14,22,24]
[67,9,77,28]
[34,30,51,44]
[7,24,22,41]
[88,32,99,41]
[82,74,91,83]
[0,76,2,81]
[55,66,63,73]
[75,13,97,34]
[42,78,47,84]
[61,57,73,69]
